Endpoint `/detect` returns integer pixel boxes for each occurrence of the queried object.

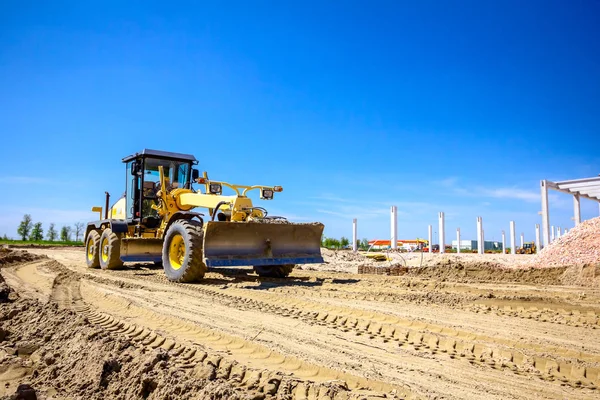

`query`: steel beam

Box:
[557,182,600,190]
[555,177,600,185]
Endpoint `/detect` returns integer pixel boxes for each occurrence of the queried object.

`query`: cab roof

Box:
[122,149,197,163]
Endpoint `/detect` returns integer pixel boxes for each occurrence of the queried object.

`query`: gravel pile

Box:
[528,216,600,268]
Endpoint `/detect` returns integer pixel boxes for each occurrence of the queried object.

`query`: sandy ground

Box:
[1,247,600,399]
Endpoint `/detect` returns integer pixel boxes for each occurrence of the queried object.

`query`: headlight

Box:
[261,189,274,200]
[209,183,222,195]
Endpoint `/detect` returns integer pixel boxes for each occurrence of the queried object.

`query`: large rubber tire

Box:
[99,228,123,270]
[85,230,101,269]
[162,220,207,282]
[254,264,294,278]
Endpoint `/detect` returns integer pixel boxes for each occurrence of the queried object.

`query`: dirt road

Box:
[2,247,600,399]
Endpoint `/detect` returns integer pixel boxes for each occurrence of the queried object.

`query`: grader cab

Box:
[85,149,324,282]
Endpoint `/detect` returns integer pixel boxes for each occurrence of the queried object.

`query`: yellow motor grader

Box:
[85,149,324,282]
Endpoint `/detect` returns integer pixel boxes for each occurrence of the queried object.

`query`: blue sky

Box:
[1,1,599,243]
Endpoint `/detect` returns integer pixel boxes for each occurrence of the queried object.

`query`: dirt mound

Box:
[528,217,600,268]
[405,260,568,285]
[0,248,45,268]
[0,295,271,400]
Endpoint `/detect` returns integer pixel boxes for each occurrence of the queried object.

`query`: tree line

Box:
[0,214,85,243]
[321,236,370,250]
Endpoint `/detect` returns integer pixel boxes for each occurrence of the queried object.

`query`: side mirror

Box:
[130,161,141,175]
[192,169,199,180]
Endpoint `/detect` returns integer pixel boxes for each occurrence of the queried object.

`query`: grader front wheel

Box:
[162,220,207,282]
[254,264,294,278]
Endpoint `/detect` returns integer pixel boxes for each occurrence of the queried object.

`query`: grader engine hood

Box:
[202,221,324,267]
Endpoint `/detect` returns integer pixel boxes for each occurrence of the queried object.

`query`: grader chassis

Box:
[84,149,324,282]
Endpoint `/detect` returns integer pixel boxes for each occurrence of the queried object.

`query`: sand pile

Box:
[0,247,45,267]
[528,217,600,268]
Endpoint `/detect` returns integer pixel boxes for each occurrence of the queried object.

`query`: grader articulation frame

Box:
[85,149,324,282]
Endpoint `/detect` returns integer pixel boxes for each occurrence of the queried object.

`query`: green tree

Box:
[323,237,338,249]
[324,238,341,249]
[47,223,57,241]
[60,226,72,242]
[30,222,44,241]
[340,237,350,248]
[360,238,370,250]
[17,214,33,240]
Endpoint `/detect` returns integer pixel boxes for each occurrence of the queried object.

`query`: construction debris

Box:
[528,216,600,268]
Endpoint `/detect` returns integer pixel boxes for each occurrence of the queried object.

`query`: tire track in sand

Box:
[87,266,600,391]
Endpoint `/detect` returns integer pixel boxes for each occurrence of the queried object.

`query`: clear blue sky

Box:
[1,1,599,243]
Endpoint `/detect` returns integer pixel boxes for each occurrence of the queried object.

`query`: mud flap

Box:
[202,221,324,267]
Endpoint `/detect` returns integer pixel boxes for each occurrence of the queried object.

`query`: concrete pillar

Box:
[535,224,540,253]
[501,230,506,254]
[557,227,562,238]
[510,221,516,255]
[476,217,483,254]
[390,206,397,250]
[520,233,524,248]
[352,219,358,252]
[573,194,581,226]
[482,229,485,252]
[541,180,550,248]
[438,212,445,254]
[479,217,485,254]
[428,225,432,253]
[551,226,555,242]
[456,228,461,254]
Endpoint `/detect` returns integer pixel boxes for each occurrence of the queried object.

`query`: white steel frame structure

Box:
[540,177,600,248]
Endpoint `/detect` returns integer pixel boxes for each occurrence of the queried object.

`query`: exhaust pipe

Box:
[104,192,110,219]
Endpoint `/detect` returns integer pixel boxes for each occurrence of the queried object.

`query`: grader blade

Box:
[202,221,324,267]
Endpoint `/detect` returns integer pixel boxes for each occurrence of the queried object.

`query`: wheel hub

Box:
[169,234,186,270]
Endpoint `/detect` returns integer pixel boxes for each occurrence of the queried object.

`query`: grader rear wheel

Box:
[162,220,207,282]
[99,228,124,270]
[85,230,101,269]
[253,264,294,278]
